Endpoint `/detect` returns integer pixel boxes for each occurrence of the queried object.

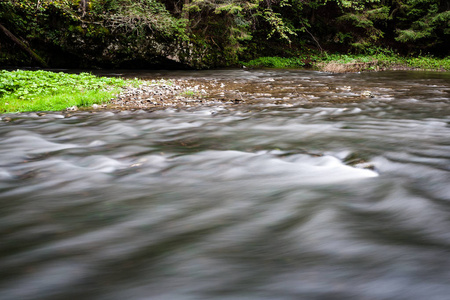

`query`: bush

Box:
[243,57,305,68]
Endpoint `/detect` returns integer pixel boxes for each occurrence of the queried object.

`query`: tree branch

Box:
[0,23,48,67]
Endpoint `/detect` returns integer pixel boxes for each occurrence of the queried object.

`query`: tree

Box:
[394,0,450,54]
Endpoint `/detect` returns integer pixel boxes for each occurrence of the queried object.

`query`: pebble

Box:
[108,80,217,110]
[361,91,374,98]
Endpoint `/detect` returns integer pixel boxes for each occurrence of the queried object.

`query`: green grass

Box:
[316,52,450,71]
[242,57,305,68]
[403,56,450,70]
[243,51,450,72]
[0,70,141,113]
[180,89,199,97]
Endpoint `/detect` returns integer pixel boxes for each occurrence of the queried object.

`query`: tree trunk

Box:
[183,0,189,21]
[0,23,49,67]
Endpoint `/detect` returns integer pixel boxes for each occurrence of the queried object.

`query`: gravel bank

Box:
[106,79,245,110]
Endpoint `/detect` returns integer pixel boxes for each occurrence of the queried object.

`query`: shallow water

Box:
[1,69,450,300]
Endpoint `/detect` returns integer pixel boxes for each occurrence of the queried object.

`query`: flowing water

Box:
[1,69,450,300]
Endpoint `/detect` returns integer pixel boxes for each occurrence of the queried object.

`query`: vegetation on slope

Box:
[0,0,448,68]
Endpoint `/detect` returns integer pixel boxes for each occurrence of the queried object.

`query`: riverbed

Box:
[1,69,449,300]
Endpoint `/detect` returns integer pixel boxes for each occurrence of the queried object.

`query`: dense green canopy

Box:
[0,0,448,68]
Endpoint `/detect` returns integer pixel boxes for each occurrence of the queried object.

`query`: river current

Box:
[1,69,449,300]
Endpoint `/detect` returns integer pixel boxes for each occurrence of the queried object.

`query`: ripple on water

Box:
[1,69,450,300]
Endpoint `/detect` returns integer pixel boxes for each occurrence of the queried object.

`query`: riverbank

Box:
[0,70,136,113]
[0,70,246,114]
[1,62,449,114]
[107,79,248,110]
[243,54,450,72]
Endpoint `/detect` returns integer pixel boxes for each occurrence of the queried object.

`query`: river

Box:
[1,69,449,300]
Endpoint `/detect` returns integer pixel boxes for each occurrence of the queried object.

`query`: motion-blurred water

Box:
[1,69,450,300]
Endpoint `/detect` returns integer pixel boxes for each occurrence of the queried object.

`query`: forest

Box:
[0,0,449,69]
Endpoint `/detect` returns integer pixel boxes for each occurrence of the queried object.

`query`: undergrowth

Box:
[0,70,141,113]
[243,57,305,68]
[319,53,450,71]
[243,51,450,72]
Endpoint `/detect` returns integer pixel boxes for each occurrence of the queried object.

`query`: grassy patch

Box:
[243,57,305,68]
[315,53,450,72]
[403,56,450,70]
[0,70,141,113]
[180,90,198,97]
[243,52,450,72]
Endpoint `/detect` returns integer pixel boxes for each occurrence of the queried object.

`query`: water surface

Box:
[1,69,450,300]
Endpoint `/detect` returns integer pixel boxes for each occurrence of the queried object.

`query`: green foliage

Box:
[331,0,382,11]
[334,2,389,52]
[394,0,450,52]
[91,0,182,37]
[242,49,449,72]
[0,0,187,67]
[315,51,450,71]
[0,0,448,68]
[259,9,296,42]
[180,89,200,97]
[243,56,305,68]
[0,70,139,113]
[404,56,450,70]
[1,89,114,113]
[0,70,127,98]
[179,0,259,67]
